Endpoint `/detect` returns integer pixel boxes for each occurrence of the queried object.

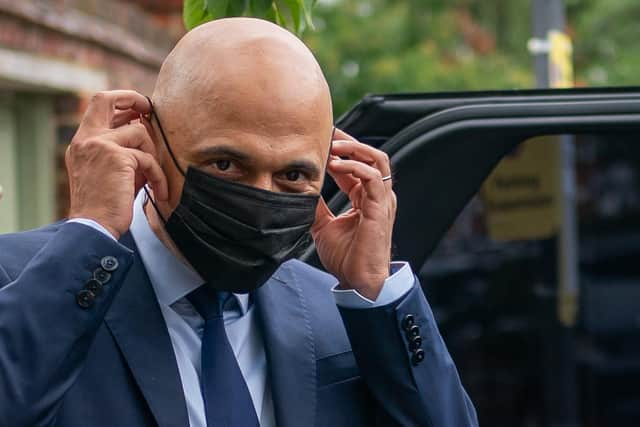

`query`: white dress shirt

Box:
[68,190,414,426]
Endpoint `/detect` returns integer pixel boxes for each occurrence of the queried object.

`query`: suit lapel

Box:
[104,232,189,427]
[256,261,317,427]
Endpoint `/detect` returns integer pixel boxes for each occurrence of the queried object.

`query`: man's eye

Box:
[214,160,231,171]
[285,170,302,181]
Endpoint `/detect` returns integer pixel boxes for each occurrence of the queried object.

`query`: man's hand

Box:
[66,90,168,240]
[311,129,397,301]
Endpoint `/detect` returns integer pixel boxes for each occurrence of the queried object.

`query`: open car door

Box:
[302,87,640,427]
[304,87,640,269]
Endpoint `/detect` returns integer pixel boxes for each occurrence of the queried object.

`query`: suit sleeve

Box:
[0,222,134,427]
[338,275,479,427]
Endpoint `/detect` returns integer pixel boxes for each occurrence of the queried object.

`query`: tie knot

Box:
[187,285,227,320]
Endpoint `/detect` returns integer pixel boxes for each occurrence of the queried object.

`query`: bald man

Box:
[0,19,477,427]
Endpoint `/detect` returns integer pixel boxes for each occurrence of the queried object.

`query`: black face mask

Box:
[145,102,320,293]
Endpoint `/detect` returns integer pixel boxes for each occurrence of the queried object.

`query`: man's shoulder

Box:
[0,222,64,281]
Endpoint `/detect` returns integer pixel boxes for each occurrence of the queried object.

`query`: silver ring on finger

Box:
[381,175,392,182]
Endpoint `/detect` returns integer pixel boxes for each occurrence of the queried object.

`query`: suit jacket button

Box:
[100,256,119,272]
[407,324,420,338]
[411,349,425,365]
[76,289,96,309]
[93,268,112,284]
[402,314,415,331]
[409,335,422,351]
[84,279,104,296]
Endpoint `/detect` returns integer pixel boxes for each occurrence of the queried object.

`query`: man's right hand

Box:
[66,90,168,240]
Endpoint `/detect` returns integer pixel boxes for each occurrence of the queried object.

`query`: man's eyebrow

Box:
[193,145,252,161]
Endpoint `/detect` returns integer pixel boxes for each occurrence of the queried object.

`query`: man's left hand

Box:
[311,129,397,301]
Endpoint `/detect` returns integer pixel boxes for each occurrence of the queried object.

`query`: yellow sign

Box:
[482,137,561,241]
[548,30,574,89]
[482,30,573,243]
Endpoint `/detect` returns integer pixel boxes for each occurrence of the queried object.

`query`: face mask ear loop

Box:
[142,96,174,224]
[145,96,186,178]
[142,185,168,224]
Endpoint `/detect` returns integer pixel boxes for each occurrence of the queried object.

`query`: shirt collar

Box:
[129,190,250,315]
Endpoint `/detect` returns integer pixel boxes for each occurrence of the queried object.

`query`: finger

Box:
[331,139,391,178]
[327,155,360,193]
[107,123,157,159]
[139,114,157,146]
[111,110,142,128]
[125,148,168,201]
[81,90,152,130]
[327,155,367,209]
[328,159,386,203]
[348,182,364,210]
[333,128,358,143]
[311,197,334,235]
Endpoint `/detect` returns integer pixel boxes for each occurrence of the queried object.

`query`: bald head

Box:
[152,18,332,140]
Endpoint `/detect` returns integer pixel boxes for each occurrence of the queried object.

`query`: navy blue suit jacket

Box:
[0,222,477,426]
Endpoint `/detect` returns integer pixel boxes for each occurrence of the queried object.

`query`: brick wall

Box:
[0,0,184,219]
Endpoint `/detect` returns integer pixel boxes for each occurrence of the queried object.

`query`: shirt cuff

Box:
[66,218,117,241]
[332,262,415,309]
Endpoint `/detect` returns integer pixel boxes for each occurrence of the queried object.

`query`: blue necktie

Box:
[187,285,260,427]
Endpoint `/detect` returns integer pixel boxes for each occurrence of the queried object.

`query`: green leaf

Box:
[227,0,249,16]
[302,0,315,29]
[265,3,278,25]
[183,0,214,30]
[250,0,272,17]
[206,0,230,18]
[277,0,302,33]
[183,0,317,34]
[270,3,287,27]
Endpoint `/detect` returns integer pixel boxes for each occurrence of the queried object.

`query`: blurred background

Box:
[1,1,640,426]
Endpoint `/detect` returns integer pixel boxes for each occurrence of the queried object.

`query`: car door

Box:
[302,87,640,427]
